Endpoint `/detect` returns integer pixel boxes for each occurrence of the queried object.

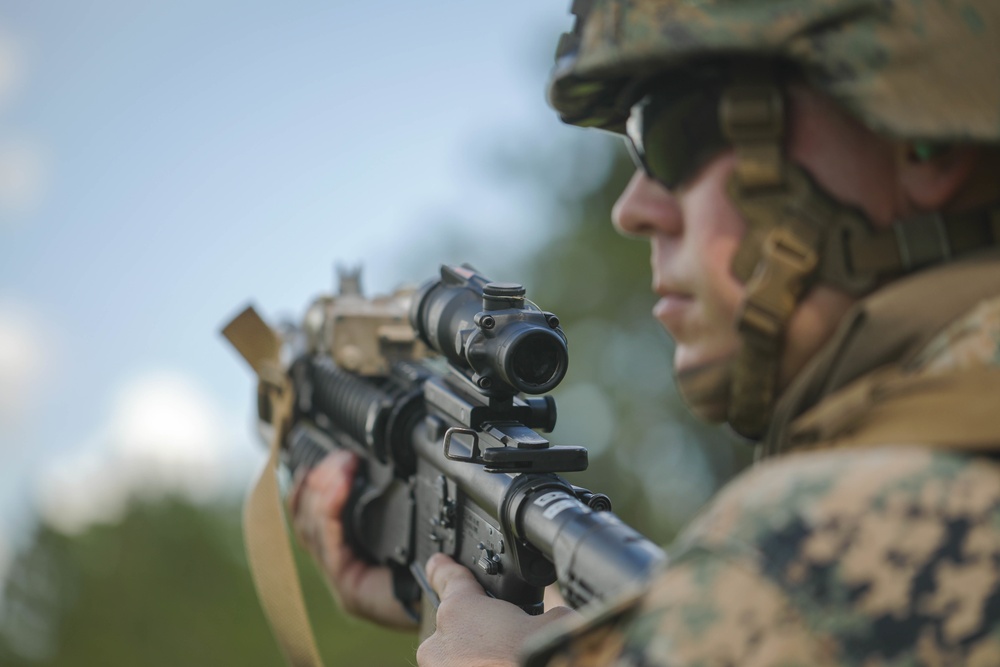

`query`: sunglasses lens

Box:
[624,107,654,177]
[626,82,729,189]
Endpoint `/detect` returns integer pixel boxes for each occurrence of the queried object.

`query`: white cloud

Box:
[35,370,261,535]
[0,300,52,438]
[110,372,230,495]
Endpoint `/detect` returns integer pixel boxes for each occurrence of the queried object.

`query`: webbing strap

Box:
[848,208,1000,277]
[721,68,811,438]
[730,227,819,436]
[222,307,326,667]
[244,387,325,667]
[719,64,1000,439]
[720,71,784,190]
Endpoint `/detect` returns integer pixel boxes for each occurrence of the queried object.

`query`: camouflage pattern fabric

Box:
[550,0,1000,144]
[525,296,1000,666]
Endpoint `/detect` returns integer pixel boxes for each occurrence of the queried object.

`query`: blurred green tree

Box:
[0,498,417,666]
[1,99,751,667]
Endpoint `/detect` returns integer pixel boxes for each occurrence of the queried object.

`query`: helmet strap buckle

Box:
[739,227,819,339]
[728,225,819,438]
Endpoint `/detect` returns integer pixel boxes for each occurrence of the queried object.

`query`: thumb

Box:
[426,553,485,602]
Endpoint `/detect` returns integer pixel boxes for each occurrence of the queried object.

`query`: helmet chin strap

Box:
[717,63,1000,440]
[673,356,735,423]
[714,66,816,439]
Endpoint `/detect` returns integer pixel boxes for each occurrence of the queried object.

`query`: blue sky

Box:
[0,1,602,566]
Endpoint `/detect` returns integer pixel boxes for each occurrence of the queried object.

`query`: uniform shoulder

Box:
[525,450,1000,666]
[670,446,1000,665]
[674,445,1000,564]
[524,553,839,667]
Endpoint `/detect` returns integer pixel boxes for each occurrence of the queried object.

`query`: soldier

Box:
[292,0,1000,664]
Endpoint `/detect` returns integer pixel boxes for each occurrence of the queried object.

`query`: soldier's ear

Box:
[897,143,979,211]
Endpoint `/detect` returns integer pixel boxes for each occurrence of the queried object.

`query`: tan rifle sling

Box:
[222,306,326,667]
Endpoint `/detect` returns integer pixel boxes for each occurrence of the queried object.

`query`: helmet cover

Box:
[550,0,1000,144]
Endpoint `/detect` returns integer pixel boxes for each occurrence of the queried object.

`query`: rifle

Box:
[222,264,666,665]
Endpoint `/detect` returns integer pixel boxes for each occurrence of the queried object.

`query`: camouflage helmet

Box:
[550,0,1000,440]
[550,0,1000,144]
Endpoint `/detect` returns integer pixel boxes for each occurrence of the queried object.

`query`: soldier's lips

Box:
[653,294,694,338]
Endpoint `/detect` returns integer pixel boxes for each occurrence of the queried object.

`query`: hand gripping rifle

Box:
[222,265,666,667]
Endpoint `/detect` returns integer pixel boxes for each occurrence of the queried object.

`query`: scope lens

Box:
[510,332,565,390]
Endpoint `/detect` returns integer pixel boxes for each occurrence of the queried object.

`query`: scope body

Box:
[410,265,569,397]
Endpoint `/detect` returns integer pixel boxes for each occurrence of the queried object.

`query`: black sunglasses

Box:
[623,75,732,190]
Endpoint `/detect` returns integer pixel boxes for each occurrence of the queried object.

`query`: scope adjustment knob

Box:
[482,282,525,298]
[482,283,526,311]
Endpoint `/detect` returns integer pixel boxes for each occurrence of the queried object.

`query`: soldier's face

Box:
[612,85,899,421]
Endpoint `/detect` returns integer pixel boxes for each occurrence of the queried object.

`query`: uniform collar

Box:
[762,248,1000,458]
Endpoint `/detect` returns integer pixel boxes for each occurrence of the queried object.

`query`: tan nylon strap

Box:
[730,226,819,436]
[787,366,1000,452]
[222,307,326,667]
[673,357,734,422]
[721,68,821,438]
[721,63,1000,438]
[720,70,784,190]
[244,388,325,667]
[739,227,820,338]
[847,207,1000,277]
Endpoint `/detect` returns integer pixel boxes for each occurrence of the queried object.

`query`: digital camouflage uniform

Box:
[526,258,1000,666]
[527,0,1000,665]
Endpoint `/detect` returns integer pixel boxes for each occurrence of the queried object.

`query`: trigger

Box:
[408,562,441,612]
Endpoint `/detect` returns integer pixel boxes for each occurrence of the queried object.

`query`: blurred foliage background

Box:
[1,127,748,666]
[0,4,750,664]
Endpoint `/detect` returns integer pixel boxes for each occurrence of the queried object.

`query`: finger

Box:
[541,605,577,623]
[425,553,485,602]
[320,449,359,517]
[301,449,358,517]
[307,448,358,489]
[288,449,355,516]
[290,475,325,548]
[543,583,566,610]
[317,452,358,568]
[290,450,356,558]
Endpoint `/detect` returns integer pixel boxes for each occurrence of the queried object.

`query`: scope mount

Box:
[425,371,588,475]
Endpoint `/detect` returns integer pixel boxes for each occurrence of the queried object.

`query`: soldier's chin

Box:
[674,358,733,424]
